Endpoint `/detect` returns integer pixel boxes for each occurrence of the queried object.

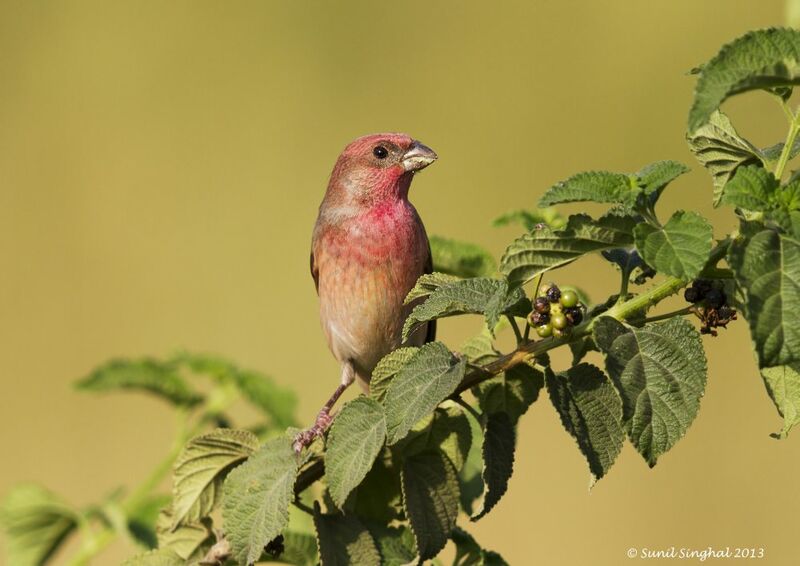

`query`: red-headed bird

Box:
[293,133,438,452]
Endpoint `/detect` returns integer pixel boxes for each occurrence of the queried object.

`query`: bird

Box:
[293,133,438,452]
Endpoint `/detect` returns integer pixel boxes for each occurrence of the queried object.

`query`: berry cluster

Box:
[528,283,585,338]
[683,279,737,336]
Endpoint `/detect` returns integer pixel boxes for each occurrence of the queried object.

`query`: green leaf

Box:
[384,342,467,445]
[276,531,319,566]
[178,353,297,428]
[369,347,418,403]
[221,436,299,565]
[729,229,800,367]
[350,451,403,523]
[171,428,259,527]
[761,363,800,438]
[599,317,708,466]
[689,28,800,132]
[401,402,472,471]
[75,358,202,406]
[326,397,387,508]
[430,235,497,278]
[471,412,515,521]
[473,364,543,425]
[155,509,213,561]
[633,210,714,280]
[405,272,461,303]
[0,484,77,566]
[493,207,566,231]
[720,165,779,212]
[500,213,636,286]
[451,527,510,566]
[539,170,639,208]
[403,278,529,340]
[686,110,764,205]
[458,410,485,516]
[122,548,184,566]
[313,503,381,566]
[545,364,624,485]
[127,494,170,549]
[637,161,691,197]
[401,450,460,561]
[368,525,417,566]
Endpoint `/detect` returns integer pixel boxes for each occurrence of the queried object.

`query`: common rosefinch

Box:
[293,133,437,452]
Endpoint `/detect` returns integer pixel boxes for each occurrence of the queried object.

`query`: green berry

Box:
[560,290,579,308]
[551,312,568,329]
[536,323,553,337]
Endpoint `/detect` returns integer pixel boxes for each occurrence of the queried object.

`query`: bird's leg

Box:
[292,362,355,453]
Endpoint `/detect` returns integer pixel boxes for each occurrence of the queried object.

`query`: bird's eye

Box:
[373,146,388,159]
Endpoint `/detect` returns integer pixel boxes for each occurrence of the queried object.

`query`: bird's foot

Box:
[292,408,334,454]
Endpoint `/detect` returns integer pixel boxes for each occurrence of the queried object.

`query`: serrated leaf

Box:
[350,451,403,523]
[276,531,319,566]
[0,484,78,566]
[155,509,213,561]
[430,235,497,278]
[473,364,543,424]
[760,136,800,162]
[178,353,297,428]
[369,347,418,403]
[384,342,467,445]
[458,410,485,517]
[221,436,299,565]
[686,110,765,205]
[471,412,515,521]
[401,402,472,471]
[601,317,708,466]
[634,210,714,280]
[539,171,639,207]
[761,363,800,439]
[720,165,779,212]
[367,524,417,566]
[75,358,202,406]
[313,503,380,566]
[636,161,691,196]
[493,208,566,231]
[461,329,500,365]
[545,364,624,485]
[401,450,460,561]
[451,527,510,566]
[171,429,259,527]
[729,229,800,367]
[500,213,635,286]
[689,28,800,132]
[326,397,387,508]
[403,278,529,340]
[122,548,184,566]
[404,272,461,303]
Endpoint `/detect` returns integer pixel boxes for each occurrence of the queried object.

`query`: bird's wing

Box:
[310,249,319,293]
[423,243,437,343]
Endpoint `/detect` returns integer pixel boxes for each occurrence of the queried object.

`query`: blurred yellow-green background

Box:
[1,1,798,564]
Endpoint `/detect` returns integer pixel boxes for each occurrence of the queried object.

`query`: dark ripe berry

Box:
[538,283,552,297]
[529,311,550,326]
[560,289,579,308]
[553,326,572,339]
[546,285,561,303]
[536,323,553,337]
[684,287,702,304]
[551,312,568,330]
[564,307,583,325]
[534,297,551,314]
[705,288,725,308]
[692,279,712,294]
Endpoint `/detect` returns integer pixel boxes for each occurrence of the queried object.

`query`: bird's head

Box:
[326,133,437,205]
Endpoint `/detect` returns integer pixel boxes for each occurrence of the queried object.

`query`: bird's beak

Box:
[401,141,438,172]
